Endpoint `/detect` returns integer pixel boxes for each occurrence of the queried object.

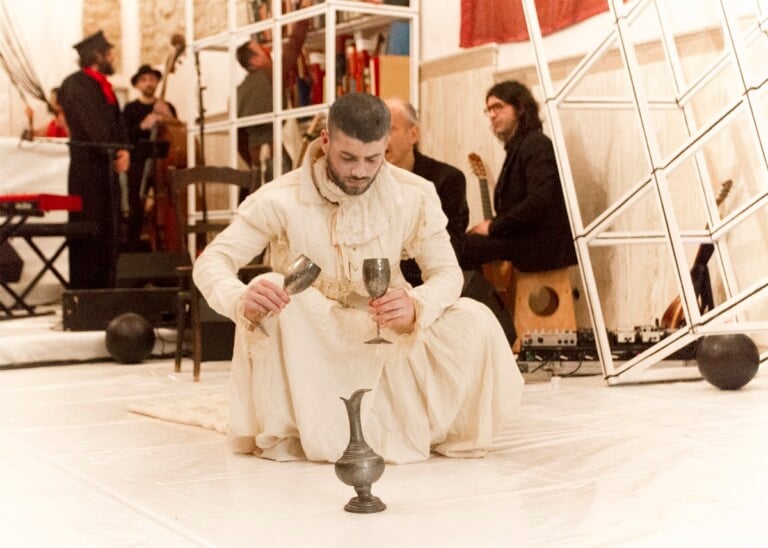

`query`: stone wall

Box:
[139,0,186,67]
[82,0,122,73]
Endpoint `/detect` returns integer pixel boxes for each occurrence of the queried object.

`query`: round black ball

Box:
[696,334,760,390]
[105,313,155,364]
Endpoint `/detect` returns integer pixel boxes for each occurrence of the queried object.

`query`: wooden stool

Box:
[481,262,578,351]
[512,267,577,350]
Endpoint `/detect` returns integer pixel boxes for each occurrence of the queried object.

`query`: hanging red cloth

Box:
[460,0,615,48]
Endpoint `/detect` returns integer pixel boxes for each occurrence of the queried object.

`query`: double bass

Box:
[139,34,186,252]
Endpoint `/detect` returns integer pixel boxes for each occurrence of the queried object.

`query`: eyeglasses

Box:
[483,102,507,116]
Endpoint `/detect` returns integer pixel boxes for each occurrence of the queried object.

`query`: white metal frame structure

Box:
[520,0,768,384]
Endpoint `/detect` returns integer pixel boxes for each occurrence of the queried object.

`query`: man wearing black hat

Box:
[121,64,177,252]
[58,30,130,289]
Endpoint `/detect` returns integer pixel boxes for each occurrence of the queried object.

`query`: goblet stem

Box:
[365,317,392,344]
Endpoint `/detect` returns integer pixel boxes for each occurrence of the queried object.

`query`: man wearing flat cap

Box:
[58,30,130,289]
[121,64,177,252]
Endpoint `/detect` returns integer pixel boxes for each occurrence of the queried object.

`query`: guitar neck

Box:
[479,177,493,220]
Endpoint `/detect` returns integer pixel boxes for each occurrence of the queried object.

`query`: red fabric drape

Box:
[460,0,613,48]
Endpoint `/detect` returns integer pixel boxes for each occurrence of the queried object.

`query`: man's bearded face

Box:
[96,50,115,76]
[135,74,159,99]
[322,129,387,196]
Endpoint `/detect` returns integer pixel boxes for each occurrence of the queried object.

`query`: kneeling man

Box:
[193,93,524,464]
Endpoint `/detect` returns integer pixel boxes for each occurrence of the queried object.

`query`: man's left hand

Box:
[153,99,174,118]
[369,288,415,335]
[468,219,491,236]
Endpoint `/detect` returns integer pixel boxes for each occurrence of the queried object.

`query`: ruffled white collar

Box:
[306,140,397,246]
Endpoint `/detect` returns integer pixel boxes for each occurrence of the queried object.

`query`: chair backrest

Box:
[170,166,260,258]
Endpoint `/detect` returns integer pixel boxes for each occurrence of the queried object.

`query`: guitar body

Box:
[658,179,733,330]
[660,296,685,329]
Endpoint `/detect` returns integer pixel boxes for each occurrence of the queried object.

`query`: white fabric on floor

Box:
[3,360,768,546]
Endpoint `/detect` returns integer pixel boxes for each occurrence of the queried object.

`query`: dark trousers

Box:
[462,270,517,345]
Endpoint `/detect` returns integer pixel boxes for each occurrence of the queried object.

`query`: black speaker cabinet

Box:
[62,287,178,331]
[116,252,190,288]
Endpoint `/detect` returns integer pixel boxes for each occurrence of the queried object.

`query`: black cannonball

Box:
[105,313,155,364]
[696,334,760,390]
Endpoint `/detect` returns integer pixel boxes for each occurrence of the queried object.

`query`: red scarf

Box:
[82,67,117,105]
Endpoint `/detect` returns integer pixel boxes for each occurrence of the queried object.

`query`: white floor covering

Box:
[2,342,768,546]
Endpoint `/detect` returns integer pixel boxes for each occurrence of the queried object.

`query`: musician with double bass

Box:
[121,64,178,252]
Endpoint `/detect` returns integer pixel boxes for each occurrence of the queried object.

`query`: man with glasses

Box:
[460,80,577,277]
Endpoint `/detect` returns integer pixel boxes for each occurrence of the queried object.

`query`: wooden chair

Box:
[171,166,270,381]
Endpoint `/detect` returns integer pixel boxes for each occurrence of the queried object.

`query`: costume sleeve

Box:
[192,190,274,321]
[489,133,560,237]
[407,187,463,330]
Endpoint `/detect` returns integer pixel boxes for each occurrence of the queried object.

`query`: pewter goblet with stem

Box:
[363,258,392,344]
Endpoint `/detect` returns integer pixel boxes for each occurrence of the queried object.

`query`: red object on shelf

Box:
[309,63,325,104]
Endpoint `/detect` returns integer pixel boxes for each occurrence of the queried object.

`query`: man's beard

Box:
[97,59,115,76]
[141,86,156,100]
[327,162,381,196]
[494,120,518,143]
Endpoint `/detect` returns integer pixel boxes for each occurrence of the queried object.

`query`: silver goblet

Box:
[283,254,321,295]
[250,254,321,333]
[363,258,392,344]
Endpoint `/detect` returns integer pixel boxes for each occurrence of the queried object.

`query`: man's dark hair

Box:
[236,41,253,70]
[328,93,391,143]
[486,80,542,135]
[78,48,109,68]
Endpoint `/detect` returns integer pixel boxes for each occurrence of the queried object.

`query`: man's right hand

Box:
[114,149,130,173]
[244,278,290,323]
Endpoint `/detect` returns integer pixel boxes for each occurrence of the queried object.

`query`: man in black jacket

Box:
[385,98,516,344]
[460,80,577,273]
[58,30,129,288]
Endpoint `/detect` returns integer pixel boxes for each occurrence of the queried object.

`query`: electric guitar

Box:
[660,179,733,329]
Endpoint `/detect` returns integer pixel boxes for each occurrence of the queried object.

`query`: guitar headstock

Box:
[715,179,733,206]
[468,152,487,179]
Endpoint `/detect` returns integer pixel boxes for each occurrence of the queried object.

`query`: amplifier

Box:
[62,287,178,331]
[522,330,578,347]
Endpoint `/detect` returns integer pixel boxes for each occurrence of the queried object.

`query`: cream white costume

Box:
[193,141,523,464]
